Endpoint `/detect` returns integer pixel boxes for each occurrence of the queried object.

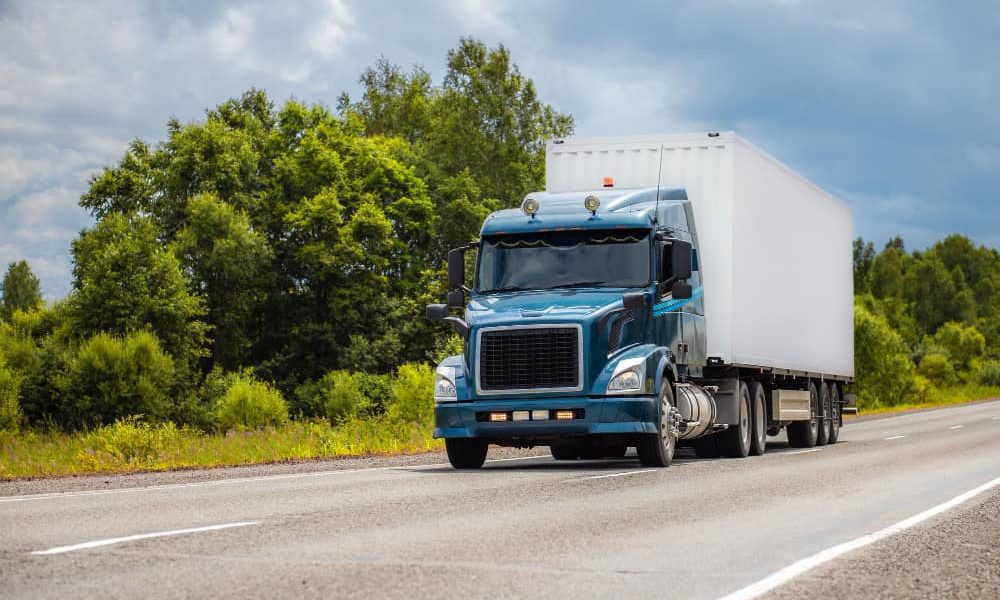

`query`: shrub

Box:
[852,302,919,408]
[0,358,23,432]
[214,373,288,430]
[293,370,393,422]
[975,361,1000,387]
[59,330,176,428]
[919,353,958,387]
[925,322,986,372]
[79,416,181,467]
[387,363,434,424]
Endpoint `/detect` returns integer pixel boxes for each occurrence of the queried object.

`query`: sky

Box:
[1,0,998,299]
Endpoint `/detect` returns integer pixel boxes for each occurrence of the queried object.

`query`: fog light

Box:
[489,412,508,422]
[531,410,549,421]
[555,410,574,420]
[512,410,530,421]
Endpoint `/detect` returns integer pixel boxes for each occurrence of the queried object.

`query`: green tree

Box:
[70,213,208,364]
[853,301,919,407]
[852,237,875,293]
[173,194,273,369]
[1,260,42,320]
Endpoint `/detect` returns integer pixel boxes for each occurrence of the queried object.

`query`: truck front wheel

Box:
[445,438,488,469]
[637,379,677,467]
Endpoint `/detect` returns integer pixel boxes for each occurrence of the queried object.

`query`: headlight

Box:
[434,366,458,402]
[606,357,646,394]
[608,369,641,391]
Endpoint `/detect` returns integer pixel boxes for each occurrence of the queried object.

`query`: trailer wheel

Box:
[786,381,819,448]
[637,379,677,467]
[445,438,488,469]
[827,383,841,445]
[816,383,831,446]
[749,381,767,456]
[719,381,752,458]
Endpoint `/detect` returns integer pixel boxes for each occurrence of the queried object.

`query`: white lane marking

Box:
[571,469,656,482]
[949,425,964,430]
[0,454,553,505]
[784,449,822,455]
[715,475,1000,600]
[884,435,906,440]
[992,416,999,420]
[31,521,258,555]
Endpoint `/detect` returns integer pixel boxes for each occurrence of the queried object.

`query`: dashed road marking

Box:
[784,449,822,455]
[569,469,657,482]
[31,521,258,555]
[885,435,906,440]
[949,425,964,430]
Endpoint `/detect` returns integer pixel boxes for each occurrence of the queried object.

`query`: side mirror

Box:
[426,304,449,322]
[622,292,647,309]
[671,240,692,281]
[671,281,693,300]
[447,248,465,290]
[447,289,465,308]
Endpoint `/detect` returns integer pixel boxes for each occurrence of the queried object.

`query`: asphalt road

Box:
[2,400,999,600]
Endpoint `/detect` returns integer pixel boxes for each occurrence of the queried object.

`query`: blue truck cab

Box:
[427,188,714,468]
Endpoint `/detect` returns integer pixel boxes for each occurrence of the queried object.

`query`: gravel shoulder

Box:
[0,446,547,497]
[766,488,1000,600]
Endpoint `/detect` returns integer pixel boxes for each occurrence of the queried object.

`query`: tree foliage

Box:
[1,260,42,320]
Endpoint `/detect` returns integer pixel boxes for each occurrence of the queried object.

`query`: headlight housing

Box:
[434,365,458,402]
[606,357,646,394]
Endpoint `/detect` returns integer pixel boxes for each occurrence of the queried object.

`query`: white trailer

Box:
[546,131,854,379]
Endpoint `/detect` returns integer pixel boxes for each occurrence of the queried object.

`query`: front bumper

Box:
[433,395,657,440]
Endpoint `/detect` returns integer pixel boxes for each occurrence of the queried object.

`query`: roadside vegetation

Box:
[0,38,998,480]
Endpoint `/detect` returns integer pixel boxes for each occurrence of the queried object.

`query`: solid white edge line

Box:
[884,435,906,440]
[31,521,258,555]
[0,454,553,505]
[949,425,964,430]
[715,475,1000,600]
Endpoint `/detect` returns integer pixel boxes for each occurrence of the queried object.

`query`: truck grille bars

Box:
[477,326,582,393]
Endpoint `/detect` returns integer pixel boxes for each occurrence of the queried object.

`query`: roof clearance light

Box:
[521,197,539,218]
[584,195,601,215]
[603,176,614,188]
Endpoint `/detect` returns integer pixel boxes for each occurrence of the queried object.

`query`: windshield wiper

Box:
[548,280,607,289]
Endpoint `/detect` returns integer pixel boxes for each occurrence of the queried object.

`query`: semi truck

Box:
[426,132,854,469]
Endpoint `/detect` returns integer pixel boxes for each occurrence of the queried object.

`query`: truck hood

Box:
[466,289,629,326]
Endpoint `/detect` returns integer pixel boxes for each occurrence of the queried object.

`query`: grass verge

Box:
[0,417,441,481]
[850,383,1000,419]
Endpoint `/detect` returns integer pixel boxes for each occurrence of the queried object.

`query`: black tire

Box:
[637,379,678,467]
[693,434,721,458]
[786,381,819,448]
[827,382,841,445]
[749,381,767,456]
[719,381,752,458]
[550,441,579,460]
[816,382,831,446]
[445,438,488,469]
[605,445,628,458]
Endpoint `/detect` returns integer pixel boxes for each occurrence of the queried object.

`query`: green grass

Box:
[0,417,441,481]
[851,383,1000,418]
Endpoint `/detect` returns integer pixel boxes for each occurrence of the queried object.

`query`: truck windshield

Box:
[476,229,651,293]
